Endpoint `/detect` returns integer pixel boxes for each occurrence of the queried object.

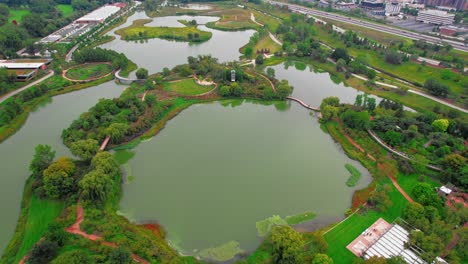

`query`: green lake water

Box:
[118,100,372,260]
[0,82,126,253]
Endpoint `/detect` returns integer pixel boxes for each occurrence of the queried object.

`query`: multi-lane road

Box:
[266,0,468,52]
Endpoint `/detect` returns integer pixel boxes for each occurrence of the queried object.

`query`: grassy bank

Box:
[1,178,64,264]
[115,19,212,42]
[0,75,114,144]
[65,63,113,81]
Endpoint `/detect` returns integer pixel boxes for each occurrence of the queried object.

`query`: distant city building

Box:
[361,0,386,15]
[423,0,468,11]
[385,2,402,15]
[334,2,357,9]
[439,25,468,35]
[416,9,455,24]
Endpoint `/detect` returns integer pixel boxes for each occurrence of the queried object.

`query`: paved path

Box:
[269,32,283,46]
[286,96,320,111]
[65,44,79,62]
[250,13,264,27]
[368,129,441,171]
[351,72,468,113]
[377,164,414,203]
[99,136,111,151]
[0,70,54,104]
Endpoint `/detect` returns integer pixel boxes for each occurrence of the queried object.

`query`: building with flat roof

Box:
[416,9,455,24]
[76,5,121,24]
[386,2,402,15]
[0,59,51,82]
[347,218,448,264]
[361,0,386,15]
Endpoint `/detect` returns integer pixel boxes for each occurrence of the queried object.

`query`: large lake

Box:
[0,13,382,260]
[117,99,372,261]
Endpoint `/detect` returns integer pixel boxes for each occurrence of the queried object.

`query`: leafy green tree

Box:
[336,58,347,72]
[321,97,340,108]
[45,222,68,247]
[70,139,99,162]
[79,170,113,202]
[330,48,350,63]
[91,151,119,176]
[244,46,253,58]
[384,50,404,65]
[42,157,76,198]
[424,78,449,97]
[105,123,129,144]
[30,144,56,177]
[266,68,275,79]
[136,68,149,79]
[412,183,442,208]
[28,240,58,264]
[276,80,293,99]
[341,110,370,130]
[321,105,340,121]
[162,67,171,77]
[432,119,449,132]
[365,256,387,263]
[108,247,132,264]
[270,225,305,264]
[21,13,47,37]
[255,55,264,65]
[231,82,244,97]
[219,85,231,97]
[51,250,93,264]
[312,253,333,264]
[0,4,9,26]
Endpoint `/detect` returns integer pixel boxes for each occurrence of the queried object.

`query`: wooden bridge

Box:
[286,96,320,111]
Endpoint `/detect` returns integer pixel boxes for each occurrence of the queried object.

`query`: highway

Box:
[266,0,468,52]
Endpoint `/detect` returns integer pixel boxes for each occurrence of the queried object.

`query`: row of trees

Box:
[73,47,131,71]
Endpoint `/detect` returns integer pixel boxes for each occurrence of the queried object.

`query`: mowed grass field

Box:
[164,79,214,95]
[65,63,113,81]
[254,35,281,54]
[57,4,74,17]
[8,9,31,23]
[14,195,64,263]
[324,176,409,264]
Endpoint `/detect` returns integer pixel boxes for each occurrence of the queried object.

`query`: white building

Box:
[76,5,121,24]
[385,2,402,16]
[416,9,455,25]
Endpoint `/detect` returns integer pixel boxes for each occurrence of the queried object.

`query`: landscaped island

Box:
[115,18,212,42]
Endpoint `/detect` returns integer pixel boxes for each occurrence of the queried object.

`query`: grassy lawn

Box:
[65,63,113,81]
[116,19,212,42]
[313,25,467,101]
[206,5,258,31]
[252,10,281,32]
[324,176,409,264]
[397,173,440,200]
[254,35,281,54]
[14,194,64,263]
[57,4,74,17]
[8,9,31,23]
[164,79,214,95]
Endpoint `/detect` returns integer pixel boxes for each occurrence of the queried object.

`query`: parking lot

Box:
[392,18,435,33]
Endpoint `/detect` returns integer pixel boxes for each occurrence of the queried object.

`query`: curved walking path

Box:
[286,96,320,111]
[377,163,414,204]
[0,70,54,104]
[367,129,441,171]
[65,44,79,62]
[66,204,149,263]
[250,13,264,27]
[257,72,276,92]
[269,32,283,46]
[62,62,114,83]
